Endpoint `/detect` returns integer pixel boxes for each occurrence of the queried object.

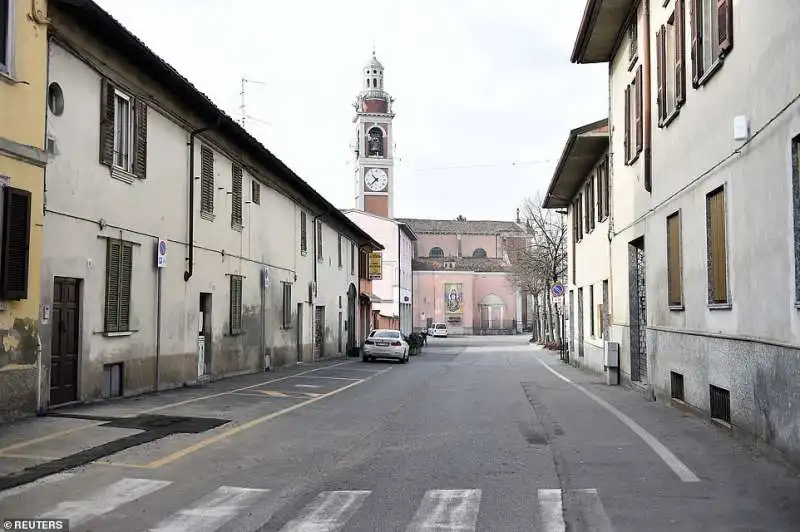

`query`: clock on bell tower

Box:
[352,51,395,218]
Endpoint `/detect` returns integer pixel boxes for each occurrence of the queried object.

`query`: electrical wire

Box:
[612,89,800,237]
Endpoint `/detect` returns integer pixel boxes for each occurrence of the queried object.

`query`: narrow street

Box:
[1,337,799,531]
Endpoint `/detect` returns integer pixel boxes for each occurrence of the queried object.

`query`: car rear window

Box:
[435,324,446,329]
[371,331,399,339]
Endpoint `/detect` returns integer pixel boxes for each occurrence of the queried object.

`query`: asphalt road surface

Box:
[1,336,799,531]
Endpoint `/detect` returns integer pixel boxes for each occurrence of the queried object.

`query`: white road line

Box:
[148,486,271,532]
[0,472,74,502]
[538,489,566,532]
[405,489,482,532]
[537,358,701,483]
[294,384,323,388]
[567,489,614,532]
[298,376,360,381]
[279,490,371,532]
[36,478,171,527]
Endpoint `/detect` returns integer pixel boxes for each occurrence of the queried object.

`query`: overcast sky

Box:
[94,0,607,221]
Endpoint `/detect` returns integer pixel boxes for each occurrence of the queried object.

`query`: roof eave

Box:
[570,0,637,64]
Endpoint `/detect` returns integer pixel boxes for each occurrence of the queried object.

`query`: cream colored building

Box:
[39,0,382,409]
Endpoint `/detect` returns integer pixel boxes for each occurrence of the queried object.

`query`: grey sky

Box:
[94,0,607,220]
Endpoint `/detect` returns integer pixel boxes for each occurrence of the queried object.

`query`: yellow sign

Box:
[368,252,382,280]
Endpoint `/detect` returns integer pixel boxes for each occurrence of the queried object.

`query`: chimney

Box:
[516,208,520,223]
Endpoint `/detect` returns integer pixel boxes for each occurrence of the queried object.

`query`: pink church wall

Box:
[416,234,458,257]
[460,235,499,258]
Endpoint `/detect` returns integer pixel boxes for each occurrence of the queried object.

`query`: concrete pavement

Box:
[0,336,799,531]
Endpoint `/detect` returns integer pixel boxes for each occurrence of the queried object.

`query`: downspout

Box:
[643,0,653,192]
[397,225,401,333]
[184,119,221,282]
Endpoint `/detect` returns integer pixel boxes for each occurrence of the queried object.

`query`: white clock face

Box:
[365,168,388,191]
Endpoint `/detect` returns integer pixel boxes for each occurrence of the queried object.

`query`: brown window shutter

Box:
[656,26,665,124]
[251,180,261,205]
[132,99,148,178]
[230,275,242,334]
[104,240,123,332]
[690,0,703,86]
[0,187,31,300]
[624,85,631,162]
[635,67,643,154]
[231,163,243,227]
[716,0,733,56]
[99,79,115,166]
[603,157,610,218]
[706,187,728,304]
[300,211,307,252]
[675,0,687,103]
[119,243,132,331]
[200,146,214,214]
[667,212,682,306]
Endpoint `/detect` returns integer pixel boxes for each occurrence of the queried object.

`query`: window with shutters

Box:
[300,211,308,254]
[104,239,133,333]
[99,80,148,182]
[589,286,595,338]
[792,136,800,305]
[575,194,583,241]
[229,275,243,334]
[316,220,323,261]
[656,3,686,127]
[690,0,733,87]
[337,234,343,268]
[350,242,356,275]
[231,163,243,229]
[200,146,214,216]
[666,211,684,308]
[1,0,13,75]
[251,179,261,205]
[0,187,31,300]
[706,186,729,306]
[597,156,610,221]
[624,68,643,164]
[282,282,292,329]
[627,17,639,67]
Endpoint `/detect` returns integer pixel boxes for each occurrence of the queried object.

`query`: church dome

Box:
[365,52,383,71]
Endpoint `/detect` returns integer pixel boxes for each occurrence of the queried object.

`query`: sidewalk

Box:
[0,358,359,490]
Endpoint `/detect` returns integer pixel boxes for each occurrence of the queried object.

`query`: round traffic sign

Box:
[552,283,564,297]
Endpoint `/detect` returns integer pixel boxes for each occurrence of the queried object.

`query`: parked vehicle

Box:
[362,329,410,363]
[427,323,448,338]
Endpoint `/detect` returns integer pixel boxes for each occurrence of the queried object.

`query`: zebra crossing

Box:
[0,474,615,531]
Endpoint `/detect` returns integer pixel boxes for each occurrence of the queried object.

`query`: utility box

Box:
[604,341,620,385]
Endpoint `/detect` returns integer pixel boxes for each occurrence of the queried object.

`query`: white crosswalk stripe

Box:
[406,489,482,531]
[278,490,371,532]
[35,477,172,527]
[1,475,616,531]
[147,486,271,532]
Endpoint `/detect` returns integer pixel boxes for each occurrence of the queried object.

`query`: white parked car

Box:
[427,323,448,338]
[362,329,410,363]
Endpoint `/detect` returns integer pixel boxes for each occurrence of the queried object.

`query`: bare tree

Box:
[507,194,568,343]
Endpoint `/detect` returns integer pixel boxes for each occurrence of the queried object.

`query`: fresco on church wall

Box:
[444,283,464,315]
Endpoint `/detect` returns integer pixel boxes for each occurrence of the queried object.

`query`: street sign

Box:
[156,239,167,268]
[552,283,564,298]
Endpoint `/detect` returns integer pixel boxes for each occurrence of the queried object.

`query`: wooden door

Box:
[50,277,80,405]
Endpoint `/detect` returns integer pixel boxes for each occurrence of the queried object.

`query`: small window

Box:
[429,247,444,258]
[624,68,644,165]
[100,79,147,179]
[113,90,134,172]
[231,163,243,228]
[337,234,343,268]
[104,239,133,333]
[251,179,261,205]
[628,17,638,64]
[300,211,307,253]
[690,0,734,85]
[229,274,243,334]
[200,146,214,214]
[666,211,683,307]
[706,186,728,305]
[48,82,65,116]
[656,6,686,125]
[0,187,32,300]
[0,0,12,74]
[472,248,487,258]
[316,220,323,260]
[282,282,292,329]
[350,242,356,275]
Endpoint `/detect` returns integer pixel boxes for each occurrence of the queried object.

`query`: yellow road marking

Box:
[0,361,356,454]
[143,367,392,469]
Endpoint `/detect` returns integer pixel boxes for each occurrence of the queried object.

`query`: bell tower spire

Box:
[352,50,396,218]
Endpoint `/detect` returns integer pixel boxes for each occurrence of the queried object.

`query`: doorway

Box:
[314,306,325,359]
[296,302,304,363]
[629,238,647,383]
[198,293,212,379]
[50,277,80,405]
[347,284,357,353]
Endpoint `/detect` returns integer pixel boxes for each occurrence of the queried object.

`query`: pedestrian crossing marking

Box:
[2,476,616,532]
[36,477,171,528]
[257,389,324,399]
[278,490,371,531]
[406,489,482,531]
[147,486,271,532]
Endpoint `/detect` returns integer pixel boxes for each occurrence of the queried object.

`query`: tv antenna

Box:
[239,77,268,128]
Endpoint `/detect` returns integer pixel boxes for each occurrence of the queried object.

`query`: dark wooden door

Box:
[314,306,325,358]
[50,277,80,405]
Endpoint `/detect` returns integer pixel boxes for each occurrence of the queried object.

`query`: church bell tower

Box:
[352,51,395,218]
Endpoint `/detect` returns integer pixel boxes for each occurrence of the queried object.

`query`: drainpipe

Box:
[643,0,653,192]
[397,225,401,333]
[184,119,221,282]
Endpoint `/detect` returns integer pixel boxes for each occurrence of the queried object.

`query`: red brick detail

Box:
[363,99,388,113]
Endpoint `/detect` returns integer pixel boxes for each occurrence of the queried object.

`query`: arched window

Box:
[472,248,487,258]
[372,78,377,88]
[367,127,384,157]
[429,247,444,258]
